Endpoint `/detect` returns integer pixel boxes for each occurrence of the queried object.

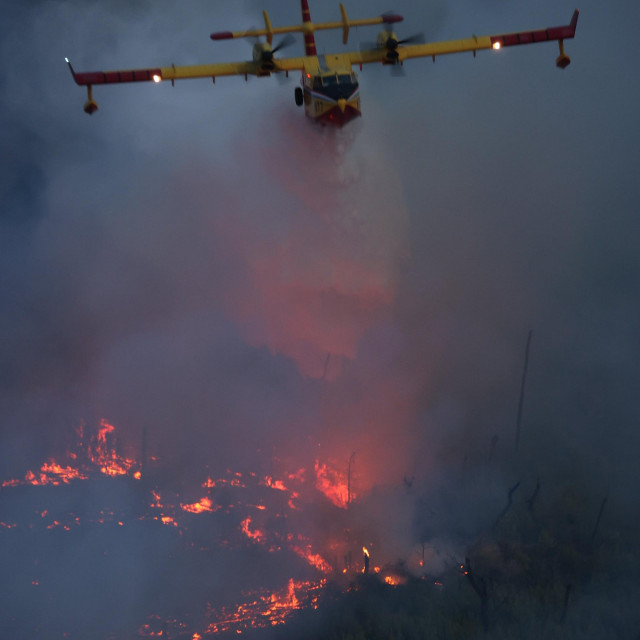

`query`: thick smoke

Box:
[2,0,640,637]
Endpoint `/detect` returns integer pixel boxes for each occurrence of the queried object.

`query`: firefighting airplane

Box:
[66,1,579,127]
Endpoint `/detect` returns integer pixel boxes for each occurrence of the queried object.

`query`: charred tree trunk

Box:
[526,479,541,517]
[515,330,533,453]
[465,557,489,633]
[560,583,572,625]
[141,426,148,475]
[493,481,521,530]
[488,435,499,463]
[347,452,355,508]
[322,352,331,380]
[591,495,608,545]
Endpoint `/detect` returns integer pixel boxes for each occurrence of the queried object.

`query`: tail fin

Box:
[301,0,317,55]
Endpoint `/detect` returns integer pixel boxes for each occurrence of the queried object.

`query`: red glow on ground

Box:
[203,578,326,635]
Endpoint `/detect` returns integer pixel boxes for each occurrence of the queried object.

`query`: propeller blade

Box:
[398,32,425,46]
[272,33,296,54]
[390,63,406,77]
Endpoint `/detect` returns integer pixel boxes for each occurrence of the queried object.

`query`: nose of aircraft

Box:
[337,98,347,113]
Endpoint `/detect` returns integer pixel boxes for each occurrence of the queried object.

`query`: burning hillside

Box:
[0,419,402,639]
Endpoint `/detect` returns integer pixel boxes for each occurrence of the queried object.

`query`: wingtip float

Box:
[66,2,579,126]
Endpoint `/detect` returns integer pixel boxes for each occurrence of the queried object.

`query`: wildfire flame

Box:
[2,419,382,638]
[240,516,266,543]
[384,574,406,586]
[293,546,333,574]
[180,496,216,514]
[314,460,350,509]
[1,420,140,490]
[203,578,325,635]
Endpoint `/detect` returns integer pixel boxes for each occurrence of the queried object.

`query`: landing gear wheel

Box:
[294,87,303,107]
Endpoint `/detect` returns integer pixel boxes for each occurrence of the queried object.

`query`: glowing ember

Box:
[160,516,178,527]
[240,516,266,543]
[262,476,288,492]
[180,496,216,514]
[383,574,406,586]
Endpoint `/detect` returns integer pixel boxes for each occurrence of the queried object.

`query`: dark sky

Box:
[2,0,639,544]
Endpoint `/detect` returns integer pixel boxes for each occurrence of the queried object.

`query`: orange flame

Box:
[1,419,143,490]
[314,460,350,509]
[240,517,266,543]
[384,574,406,586]
[204,578,325,635]
[180,496,215,514]
[292,546,332,574]
[90,420,138,477]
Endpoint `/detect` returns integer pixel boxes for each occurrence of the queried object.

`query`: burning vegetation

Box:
[0,420,395,638]
[3,420,640,640]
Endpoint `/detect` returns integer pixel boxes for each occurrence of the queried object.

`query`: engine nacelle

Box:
[253,42,275,72]
[377,30,400,63]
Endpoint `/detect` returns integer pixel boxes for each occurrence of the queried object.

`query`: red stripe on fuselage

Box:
[300,0,311,21]
[300,0,317,55]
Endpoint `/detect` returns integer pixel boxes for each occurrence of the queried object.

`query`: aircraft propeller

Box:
[272,33,296,54]
[252,33,296,73]
[360,28,424,67]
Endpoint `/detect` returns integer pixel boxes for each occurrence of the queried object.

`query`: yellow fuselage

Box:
[301,57,361,126]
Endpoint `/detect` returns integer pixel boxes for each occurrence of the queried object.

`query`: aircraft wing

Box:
[346,9,579,67]
[69,60,268,86]
[67,52,317,114]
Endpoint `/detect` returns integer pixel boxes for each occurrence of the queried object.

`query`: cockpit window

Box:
[322,74,356,87]
[311,72,359,100]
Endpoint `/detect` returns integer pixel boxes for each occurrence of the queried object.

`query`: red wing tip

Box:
[382,14,403,24]
[570,9,579,31]
[211,31,234,40]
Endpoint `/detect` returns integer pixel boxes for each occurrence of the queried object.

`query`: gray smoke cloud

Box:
[2,0,640,635]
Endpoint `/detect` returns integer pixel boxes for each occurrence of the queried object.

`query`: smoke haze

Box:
[2,0,640,636]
